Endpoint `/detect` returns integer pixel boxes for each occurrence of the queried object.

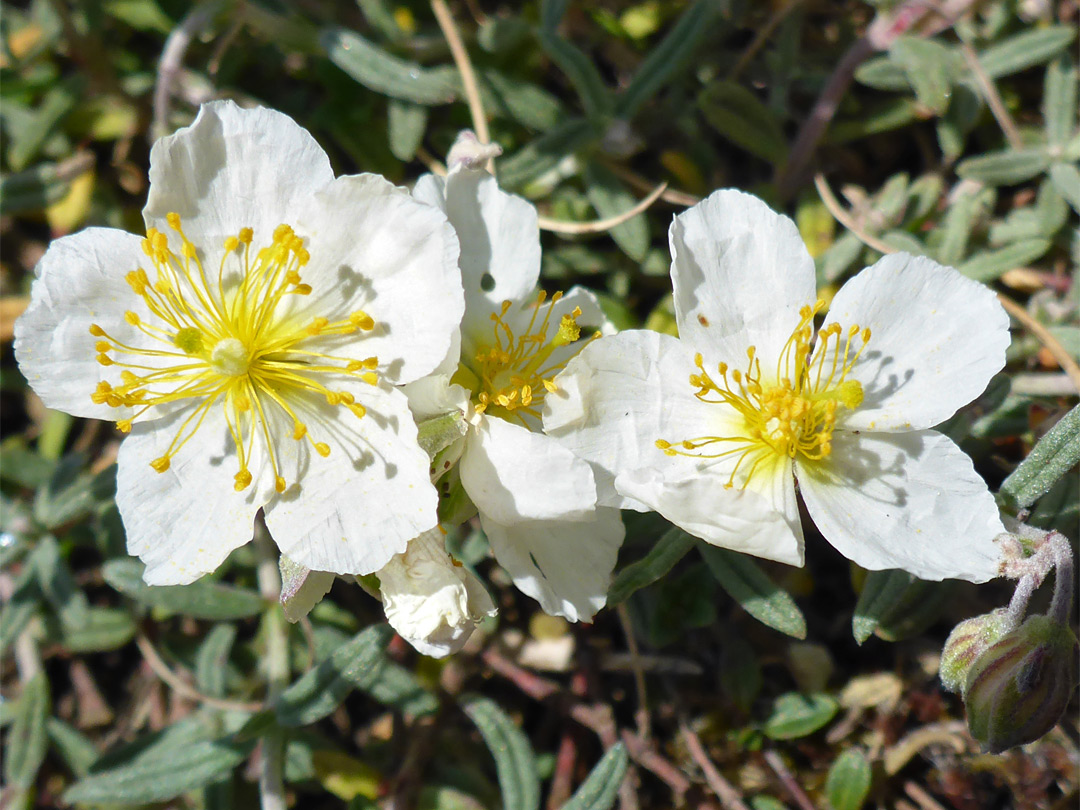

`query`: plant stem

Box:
[256,522,289,810]
[1047,531,1074,627]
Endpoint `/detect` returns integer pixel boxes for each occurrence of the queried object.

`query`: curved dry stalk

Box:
[431,0,492,172]
[152,1,222,142]
[814,173,896,255]
[960,41,1023,151]
[135,632,264,713]
[538,182,668,234]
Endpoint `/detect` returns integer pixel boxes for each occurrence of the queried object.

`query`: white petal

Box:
[403,375,471,422]
[822,254,1010,431]
[483,508,624,622]
[442,168,540,314]
[116,405,261,585]
[14,228,158,421]
[295,173,464,384]
[144,101,334,248]
[614,466,804,566]
[263,382,438,575]
[797,430,1006,582]
[670,189,816,365]
[542,330,719,509]
[280,562,336,623]
[459,416,597,524]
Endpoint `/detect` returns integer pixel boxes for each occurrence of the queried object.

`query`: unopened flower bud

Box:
[964,615,1078,753]
[940,608,1010,696]
[377,527,496,658]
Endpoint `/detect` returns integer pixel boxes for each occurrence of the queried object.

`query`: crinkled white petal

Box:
[483,508,624,622]
[144,100,334,249]
[294,173,463,384]
[459,415,598,524]
[670,189,816,366]
[796,429,1006,582]
[436,167,541,315]
[116,404,263,585]
[14,228,167,421]
[614,466,804,566]
[263,380,438,575]
[280,560,336,623]
[543,330,719,510]
[378,527,496,657]
[403,375,472,422]
[822,253,1010,432]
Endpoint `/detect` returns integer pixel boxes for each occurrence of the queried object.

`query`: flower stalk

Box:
[256,520,289,810]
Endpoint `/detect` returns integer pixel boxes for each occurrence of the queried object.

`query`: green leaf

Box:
[364,660,440,716]
[978,26,1078,80]
[762,692,838,740]
[957,148,1051,186]
[30,535,88,631]
[0,156,92,215]
[1000,405,1080,509]
[584,162,650,260]
[6,78,81,170]
[889,36,958,115]
[46,719,99,778]
[321,28,458,105]
[699,546,806,639]
[616,0,722,118]
[538,30,612,119]
[461,695,540,810]
[607,526,696,606]
[63,737,252,804]
[275,625,391,726]
[0,597,38,657]
[497,117,597,191]
[103,559,264,620]
[698,80,788,164]
[1043,56,1077,147]
[560,743,628,810]
[827,98,920,143]
[1049,163,1080,214]
[852,569,914,644]
[825,748,872,810]
[387,100,428,162]
[4,674,50,789]
[478,70,565,131]
[540,0,569,31]
[958,238,1051,282]
[196,623,238,698]
[49,606,135,653]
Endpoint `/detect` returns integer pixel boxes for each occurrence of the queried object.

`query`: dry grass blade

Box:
[539,182,668,234]
[431,0,492,172]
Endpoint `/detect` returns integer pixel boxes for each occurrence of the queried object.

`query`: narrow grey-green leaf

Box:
[4,673,50,789]
[978,26,1077,80]
[958,238,1051,282]
[957,148,1051,186]
[852,569,913,644]
[275,624,391,726]
[698,80,788,164]
[584,162,649,260]
[1043,56,1077,147]
[49,606,135,653]
[63,738,252,804]
[462,695,540,810]
[1049,163,1080,214]
[31,534,88,631]
[825,748,872,810]
[478,70,565,131]
[0,157,90,214]
[364,660,439,716]
[854,57,910,91]
[539,30,612,119]
[1000,405,1080,509]
[497,117,597,191]
[889,36,957,115]
[540,0,568,31]
[700,546,806,639]
[617,0,722,118]
[196,623,238,698]
[607,526,696,606]
[0,597,38,657]
[387,99,428,161]
[47,718,98,778]
[762,692,838,740]
[560,743,628,810]
[321,28,457,105]
[103,558,264,619]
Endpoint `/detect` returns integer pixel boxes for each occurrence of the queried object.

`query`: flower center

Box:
[656,299,870,488]
[452,291,597,425]
[90,214,381,494]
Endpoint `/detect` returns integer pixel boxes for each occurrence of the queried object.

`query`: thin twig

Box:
[153,0,222,142]
[601,160,701,207]
[814,173,895,254]
[959,41,1023,151]
[995,294,1080,394]
[617,603,651,739]
[135,632,263,713]
[728,0,806,81]
[431,0,492,171]
[763,750,816,810]
[681,723,752,810]
[904,781,950,810]
[538,182,668,234]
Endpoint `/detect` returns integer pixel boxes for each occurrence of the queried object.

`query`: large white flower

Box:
[406,151,624,622]
[377,526,496,658]
[544,189,1010,583]
[14,101,463,584]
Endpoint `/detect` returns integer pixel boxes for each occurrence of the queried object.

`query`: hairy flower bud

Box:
[940,608,1011,696]
[964,615,1079,753]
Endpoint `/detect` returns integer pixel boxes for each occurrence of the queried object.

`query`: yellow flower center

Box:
[451,291,598,426]
[656,300,870,488]
[90,214,380,494]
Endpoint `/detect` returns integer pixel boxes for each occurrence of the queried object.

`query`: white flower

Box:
[14,101,463,584]
[407,153,624,622]
[545,189,1010,582]
[377,527,496,658]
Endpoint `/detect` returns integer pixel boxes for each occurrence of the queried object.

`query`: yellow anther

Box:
[293,284,312,295]
[224,236,240,252]
[97,353,114,366]
[325,392,341,405]
[116,419,132,434]
[349,311,375,330]
[239,227,253,244]
[347,403,366,418]
[125,311,140,326]
[293,422,307,440]
[96,341,112,353]
[314,443,330,457]
[307,317,329,335]
[275,476,286,493]
[273,224,292,242]
[234,469,252,490]
[166,212,182,230]
[151,456,171,473]
[89,324,106,336]
[182,241,198,259]
[361,372,379,386]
